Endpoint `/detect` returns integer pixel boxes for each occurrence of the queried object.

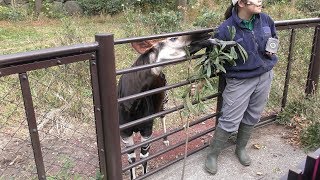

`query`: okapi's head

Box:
[132,33,211,76]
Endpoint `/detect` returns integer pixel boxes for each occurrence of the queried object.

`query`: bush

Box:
[143,10,182,34]
[296,0,320,16]
[277,95,320,150]
[131,0,176,12]
[0,6,26,21]
[264,0,290,5]
[77,0,177,16]
[301,121,320,150]
[77,0,108,15]
[122,8,150,37]
[193,8,221,28]
[77,0,123,15]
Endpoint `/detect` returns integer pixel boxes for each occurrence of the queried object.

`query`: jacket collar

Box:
[231,8,260,28]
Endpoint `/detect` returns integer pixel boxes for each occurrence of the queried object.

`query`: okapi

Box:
[118,33,210,179]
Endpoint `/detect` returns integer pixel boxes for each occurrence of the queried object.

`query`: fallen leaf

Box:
[252,143,262,150]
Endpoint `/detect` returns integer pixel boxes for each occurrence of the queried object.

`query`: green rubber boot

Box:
[235,123,254,166]
[205,127,231,174]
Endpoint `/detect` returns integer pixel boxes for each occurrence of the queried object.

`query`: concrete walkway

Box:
[146,123,308,180]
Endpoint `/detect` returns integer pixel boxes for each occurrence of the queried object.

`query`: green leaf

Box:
[237,43,248,62]
[206,64,212,78]
[205,78,214,90]
[221,52,233,60]
[185,94,196,113]
[216,63,226,73]
[230,46,238,59]
[228,26,236,40]
[214,46,219,54]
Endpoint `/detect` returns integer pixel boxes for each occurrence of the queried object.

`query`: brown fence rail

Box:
[0,18,320,180]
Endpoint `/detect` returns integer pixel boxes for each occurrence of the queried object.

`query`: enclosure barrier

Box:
[0,18,320,180]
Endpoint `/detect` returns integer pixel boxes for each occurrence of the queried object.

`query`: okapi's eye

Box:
[169,37,178,42]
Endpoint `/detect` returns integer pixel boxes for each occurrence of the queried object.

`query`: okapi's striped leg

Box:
[140,135,151,175]
[161,90,170,146]
[121,135,136,180]
[161,116,169,146]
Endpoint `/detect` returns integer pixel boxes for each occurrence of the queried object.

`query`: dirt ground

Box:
[0,116,303,180]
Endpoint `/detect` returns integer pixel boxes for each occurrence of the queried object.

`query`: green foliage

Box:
[77,0,106,15]
[296,0,320,16]
[197,26,247,76]
[183,26,248,114]
[301,121,320,150]
[58,17,83,45]
[276,100,307,125]
[122,7,150,37]
[0,6,26,21]
[193,8,221,28]
[27,0,66,19]
[123,7,182,36]
[77,0,124,15]
[264,0,290,5]
[143,10,182,34]
[277,95,320,150]
[77,0,176,16]
[43,2,66,19]
[130,0,176,12]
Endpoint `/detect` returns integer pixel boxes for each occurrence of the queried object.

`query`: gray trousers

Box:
[217,70,274,132]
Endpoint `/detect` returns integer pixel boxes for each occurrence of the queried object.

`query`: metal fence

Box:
[0,18,320,180]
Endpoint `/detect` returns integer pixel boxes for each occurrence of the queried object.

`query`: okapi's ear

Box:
[131,39,161,54]
[131,41,153,54]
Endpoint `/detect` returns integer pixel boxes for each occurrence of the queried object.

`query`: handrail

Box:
[0,42,99,68]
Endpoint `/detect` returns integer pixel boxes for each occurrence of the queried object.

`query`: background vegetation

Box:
[0,1,320,177]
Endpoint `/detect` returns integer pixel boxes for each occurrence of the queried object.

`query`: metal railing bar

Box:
[135,140,209,180]
[116,54,203,75]
[117,75,220,104]
[118,79,194,104]
[0,53,94,77]
[0,42,98,68]
[255,113,278,128]
[275,18,320,30]
[121,112,219,154]
[136,113,278,179]
[19,72,46,180]
[114,28,214,45]
[89,57,107,176]
[119,93,220,130]
[123,127,215,172]
[281,29,296,109]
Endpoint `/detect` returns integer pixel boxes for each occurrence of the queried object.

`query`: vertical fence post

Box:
[281,29,296,109]
[216,75,226,125]
[19,72,46,180]
[95,34,122,180]
[89,53,108,178]
[305,25,320,96]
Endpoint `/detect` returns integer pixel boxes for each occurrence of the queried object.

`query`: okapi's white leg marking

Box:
[121,135,136,180]
[140,135,151,174]
[121,135,134,146]
[161,117,170,146]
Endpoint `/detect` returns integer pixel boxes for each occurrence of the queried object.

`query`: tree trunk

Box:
[11,0,15,8]
[34,0,42,17]
[176,0,187,22]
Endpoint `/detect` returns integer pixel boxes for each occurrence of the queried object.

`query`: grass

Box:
[0,0,319,153]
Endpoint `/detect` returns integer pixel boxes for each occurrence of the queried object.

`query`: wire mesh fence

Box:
[0,61,100,179]
[265,27,316,116]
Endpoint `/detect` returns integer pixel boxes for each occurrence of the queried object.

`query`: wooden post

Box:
[305,25,320,95]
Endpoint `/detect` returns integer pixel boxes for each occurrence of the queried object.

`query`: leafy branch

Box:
[182,26,248,114]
